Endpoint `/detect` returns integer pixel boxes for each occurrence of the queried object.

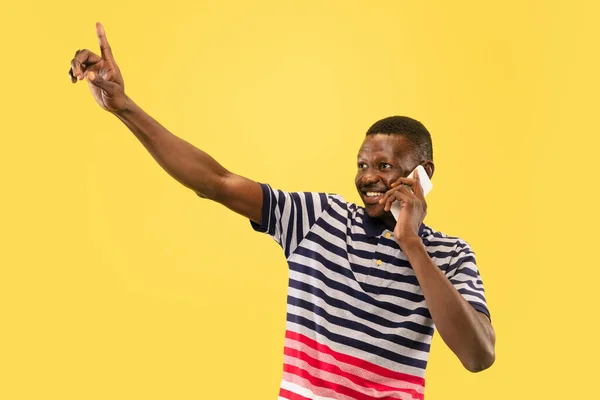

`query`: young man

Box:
[69,23,495,400]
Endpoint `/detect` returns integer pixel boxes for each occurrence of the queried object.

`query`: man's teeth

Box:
[366,192,383,197]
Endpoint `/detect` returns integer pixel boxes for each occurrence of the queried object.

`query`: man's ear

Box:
[422,161,435,179]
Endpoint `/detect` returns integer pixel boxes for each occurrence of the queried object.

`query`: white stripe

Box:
[280,379,337,400]
[287,265,433,330]
[284,336,425,393]
[287,286,432,344]
[289,251,432,310]
[319,205,348,234]
[291,243,361,290]
[452,279,485,292]
[297,193,310,245]
[284,354,420,400]
[462,295,487,308]
[310,223,349,253]
[287,304,430,361]
[278,192,295,253]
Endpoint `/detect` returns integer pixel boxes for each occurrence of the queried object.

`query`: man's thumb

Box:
[86,71,119,94]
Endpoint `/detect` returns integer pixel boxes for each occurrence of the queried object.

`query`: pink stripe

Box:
[279,388,312,400]
[283,363,422,400]
[286,330,425,386]
[284,347,423,399]
[282,372,367,400]
[285,337,424,394]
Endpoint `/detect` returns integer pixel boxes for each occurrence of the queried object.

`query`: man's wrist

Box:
[397,235,425,253]
[113,95,135,118]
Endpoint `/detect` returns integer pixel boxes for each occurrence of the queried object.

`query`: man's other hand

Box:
[69,23,127,113]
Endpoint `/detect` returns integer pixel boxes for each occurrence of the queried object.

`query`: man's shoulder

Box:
[261,184,367,222]
[421,225,472,253]
[285,188,362,214]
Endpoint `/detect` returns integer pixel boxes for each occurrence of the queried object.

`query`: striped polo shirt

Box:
[251,184,490,400]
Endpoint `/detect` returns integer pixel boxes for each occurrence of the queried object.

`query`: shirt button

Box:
[385,232,391,239]
[376,259,383,266]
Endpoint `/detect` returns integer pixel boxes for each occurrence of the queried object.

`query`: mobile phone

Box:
[390,165,433,220]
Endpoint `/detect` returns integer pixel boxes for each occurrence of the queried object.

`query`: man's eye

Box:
[358,163,367,169]
[380,163,392,169]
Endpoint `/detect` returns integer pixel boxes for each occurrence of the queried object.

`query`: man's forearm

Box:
[400,237,495,372]
[113,97,229,199]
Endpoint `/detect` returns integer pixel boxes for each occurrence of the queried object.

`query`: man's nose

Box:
[361,170,380,184]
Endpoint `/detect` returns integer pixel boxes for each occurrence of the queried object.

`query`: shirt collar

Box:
[362,211,425,238]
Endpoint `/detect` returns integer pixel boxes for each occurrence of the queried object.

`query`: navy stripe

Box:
[348,245,382,261]
[376,252,413,268]
[426,249,459,259]
[319,193,329,211]
[453,266,480,279]
[276,190,286,241]
[329,196,349,212]
[360,280,428,301]
[303,227,349,260]
[349,263,420,286]
[470,302,491,319]
[312,218,347,243]
[454,255,477,265]
[451,278,484,292]
[251,183,273,234]
[305,193,316,227]
[289,278,434,335]
[444,256,477,276]
[287,313,428,370]
[291,192,304,253]
[283,192,296,258]
[456,288,487,302]
[293,244,428,306]
[310,224,386,263]
[348,230,372,243]
[308,225,414,275]
[423,238,469,250]
[289,259,432,318]
[324,203,349,227]
[277,190,286,220]
[288,296,431,352]
[268,188,277,236]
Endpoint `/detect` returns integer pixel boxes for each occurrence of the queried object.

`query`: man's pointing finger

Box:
[96,22,114,61]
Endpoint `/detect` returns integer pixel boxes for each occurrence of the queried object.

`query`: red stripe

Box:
[286,330,425,386]
[284,346,423,399]
[279,388,312,400]
[284,363,420,400]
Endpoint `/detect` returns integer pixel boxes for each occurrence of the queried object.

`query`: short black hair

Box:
[366,116,433,162]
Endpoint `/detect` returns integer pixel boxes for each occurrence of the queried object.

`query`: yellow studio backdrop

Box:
[1,1,598,399]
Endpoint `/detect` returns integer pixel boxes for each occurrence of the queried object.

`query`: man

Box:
[69,23,495,400]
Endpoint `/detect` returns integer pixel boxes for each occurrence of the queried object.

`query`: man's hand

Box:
[69,23,127,113]
[379,170,427,243]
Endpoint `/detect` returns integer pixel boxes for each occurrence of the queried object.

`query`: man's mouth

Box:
[362,190,386,204]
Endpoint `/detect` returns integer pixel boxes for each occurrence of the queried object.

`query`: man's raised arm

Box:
[69,23,262,223]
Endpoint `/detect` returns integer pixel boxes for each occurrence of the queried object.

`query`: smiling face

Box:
[355,134,421,222]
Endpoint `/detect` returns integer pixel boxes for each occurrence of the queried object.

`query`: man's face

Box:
[355,134,418,219]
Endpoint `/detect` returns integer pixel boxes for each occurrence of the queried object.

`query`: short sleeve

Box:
[250,183,332,258]
[447,242,491,321]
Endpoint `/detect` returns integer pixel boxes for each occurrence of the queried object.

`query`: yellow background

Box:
[1,1,599,399]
